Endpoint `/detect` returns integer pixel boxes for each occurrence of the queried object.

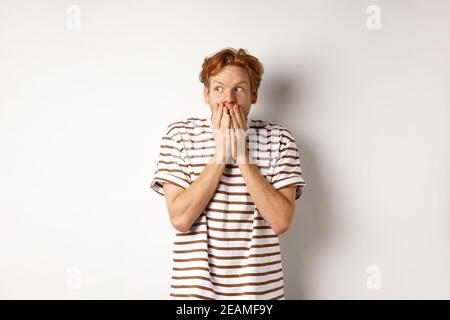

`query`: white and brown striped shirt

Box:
[150,115,306,300]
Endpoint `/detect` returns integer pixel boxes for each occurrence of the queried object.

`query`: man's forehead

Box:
[211,79,249,85]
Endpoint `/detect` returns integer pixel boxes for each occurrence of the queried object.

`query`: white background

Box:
[0,0,449,299]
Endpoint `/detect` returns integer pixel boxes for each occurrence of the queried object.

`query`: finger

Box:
[236,104,246,119]
[212,103,217,118]
[218,103,223,119]
[222,106,229,118]
[211,104,217,128]
[233,107,245,130]
[230,108,240,131]
[231,121,237,160]
[220,109,227,138]
[242,107,248,123]
[238,106,248,132]
[223,112,230,149]
[223,109,230,128]
[231,106,244,135]
[230,120,237,143]
[216,103,223,129]
[223,113,231,159]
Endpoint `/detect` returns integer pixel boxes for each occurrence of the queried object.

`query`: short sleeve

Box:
[270,129,307,200]
[150,126,192,197]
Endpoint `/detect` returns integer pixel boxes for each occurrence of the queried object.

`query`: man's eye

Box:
[214,86,243,92]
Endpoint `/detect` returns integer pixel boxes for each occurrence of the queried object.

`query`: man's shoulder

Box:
[250,119,295,140]
[165,116,209,136]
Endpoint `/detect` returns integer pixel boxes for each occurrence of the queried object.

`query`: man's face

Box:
[204,65,257,118]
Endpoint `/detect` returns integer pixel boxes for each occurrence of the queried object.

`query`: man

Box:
[150,47,306,299]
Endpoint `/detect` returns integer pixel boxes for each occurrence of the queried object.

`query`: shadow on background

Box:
[259,71,333,299]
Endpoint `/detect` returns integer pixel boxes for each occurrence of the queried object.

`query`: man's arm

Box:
[163,154,225,233]
[163,103,231,233]
[238,162,297,235]
[229,104,300,235]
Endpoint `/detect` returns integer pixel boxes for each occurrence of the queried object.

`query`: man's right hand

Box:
[211,102,232,164]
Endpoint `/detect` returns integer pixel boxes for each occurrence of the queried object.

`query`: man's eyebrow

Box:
[212,80,248,86]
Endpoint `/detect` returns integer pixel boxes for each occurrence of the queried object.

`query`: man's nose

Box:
[223,91,236,104]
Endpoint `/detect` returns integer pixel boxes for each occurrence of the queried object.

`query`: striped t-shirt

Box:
[150,115,306,300]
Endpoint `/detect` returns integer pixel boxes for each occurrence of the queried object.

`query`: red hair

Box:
[199,47,264,94]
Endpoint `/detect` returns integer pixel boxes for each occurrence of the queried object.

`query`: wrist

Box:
[209,153,227,168]
[236,150,254,167]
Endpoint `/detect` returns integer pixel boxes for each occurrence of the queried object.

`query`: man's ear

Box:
[204,86,210,104]
[251,90,258,104]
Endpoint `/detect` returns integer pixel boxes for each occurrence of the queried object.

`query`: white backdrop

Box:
[0,0,449,299]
